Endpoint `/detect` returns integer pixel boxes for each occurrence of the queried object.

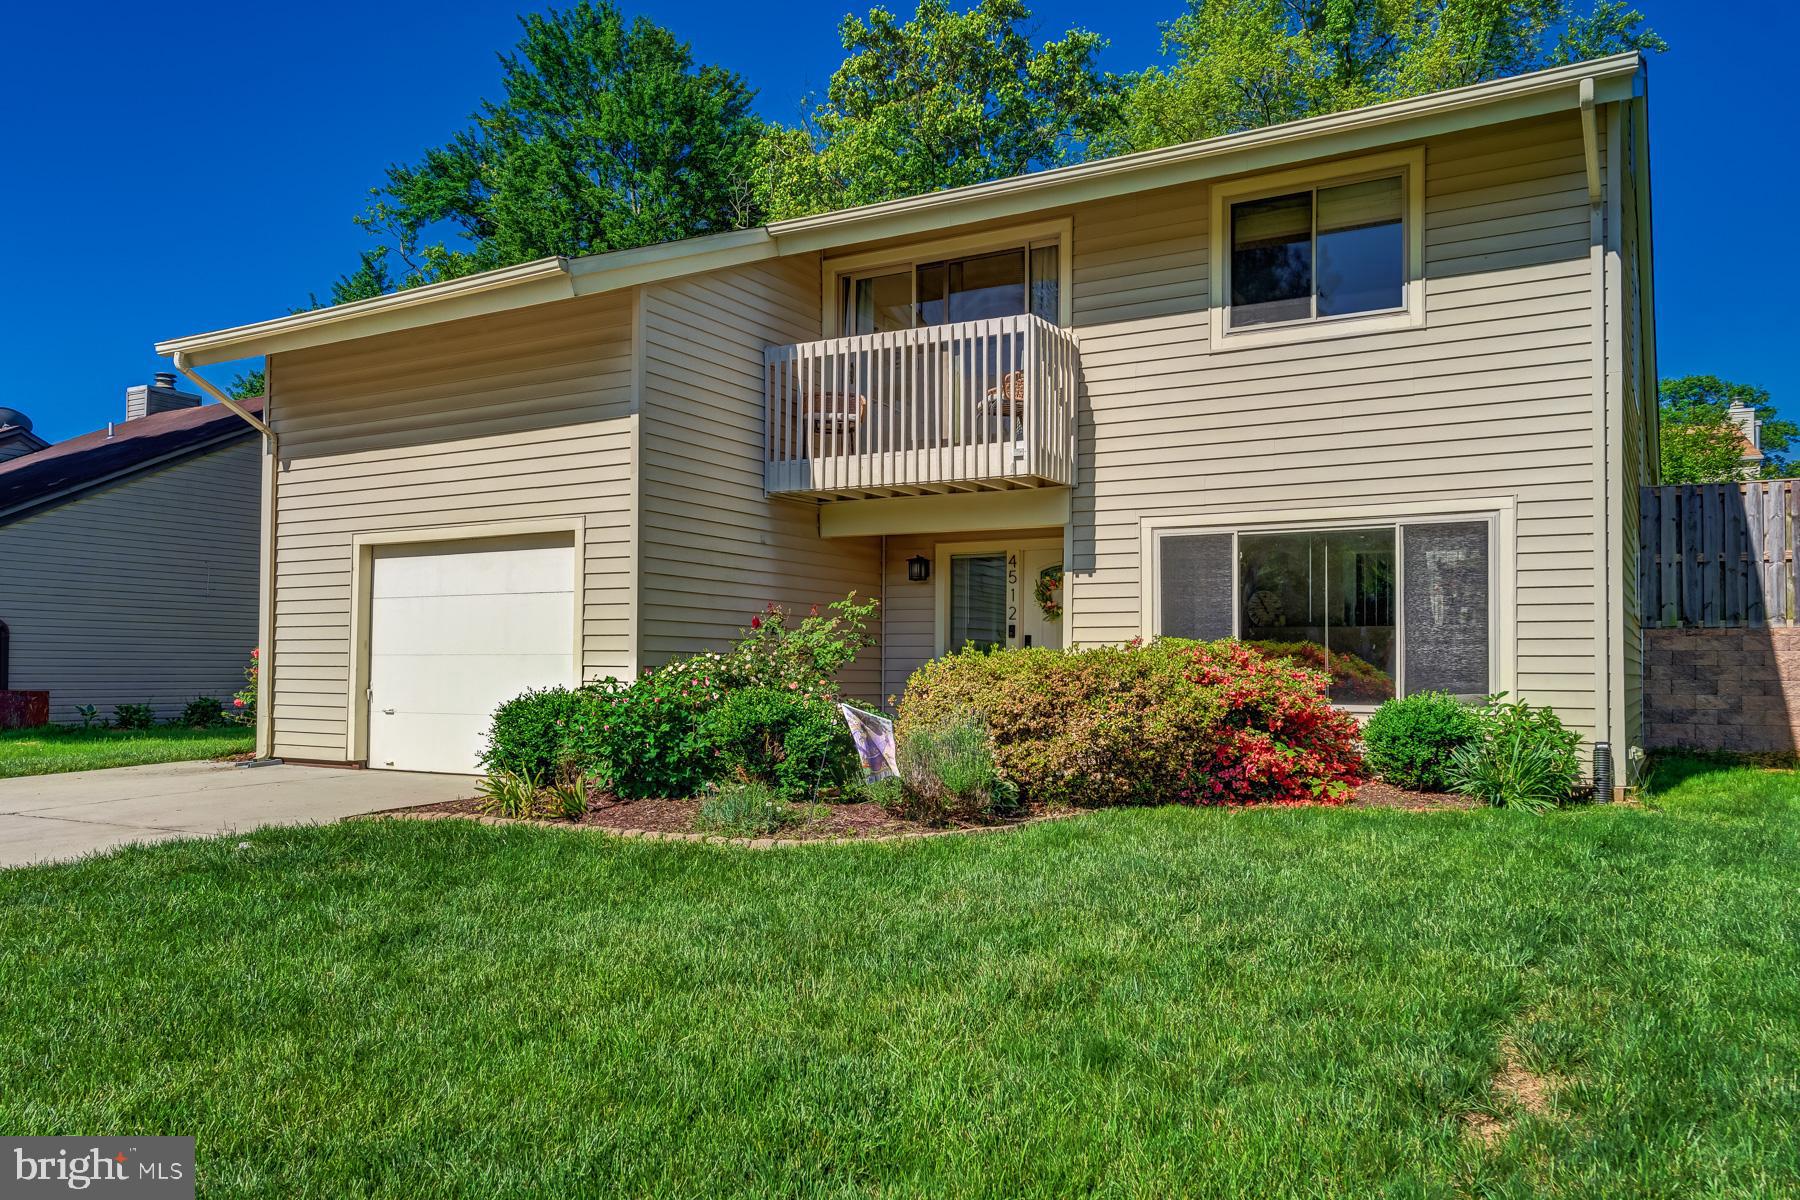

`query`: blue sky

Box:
[5,1,1792,441]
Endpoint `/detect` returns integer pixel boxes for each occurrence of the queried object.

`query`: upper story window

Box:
[830,224,1069,337]
[841,244,1059,336]
[1230,176,1404,328]
[1210,148,1424,349]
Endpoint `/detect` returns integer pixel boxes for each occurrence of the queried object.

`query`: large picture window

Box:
[1157,518,1493,705]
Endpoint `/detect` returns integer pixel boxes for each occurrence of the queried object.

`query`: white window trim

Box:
[1209,147,1426,352]
[933,536,1065,656]
[822,218,1074,337]
[1138,497,1515,709]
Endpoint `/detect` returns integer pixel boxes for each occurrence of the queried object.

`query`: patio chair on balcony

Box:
[979,370,1027,442]
[779,387,868,458]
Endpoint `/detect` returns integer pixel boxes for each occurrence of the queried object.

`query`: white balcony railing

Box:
[764,313,1077,498]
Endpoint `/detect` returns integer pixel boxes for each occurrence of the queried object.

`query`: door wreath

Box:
[1034,564,1064,622]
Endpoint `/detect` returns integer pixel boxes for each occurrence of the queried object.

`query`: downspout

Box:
[1581,78,1617,799]
[172,352,281,766]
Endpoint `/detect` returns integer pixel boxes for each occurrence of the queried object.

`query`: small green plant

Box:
[697,687,860,800]
[696,780,798,838]
[230,649,259,727]
[543,768,592,820]
[1362,692,1482,792]
[476,768,544,819]
[73,704,100,729]
[895,714,1018,824]
[1446,695,1582,813]
[112,703,156,731]
[179,697,229,729]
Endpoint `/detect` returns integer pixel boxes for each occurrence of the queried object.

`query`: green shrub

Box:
[481,687,586,779]
[899,640,1364,808]
[179,697,229,729]
[476,768,544,819]
[543,767,593,820]
[715,594,878,696]
[697,687,859,800]
[696,780,798,837]
[564,669,716,800]
[894,714,1017,824]
[1362,692,1482,792]
[1446,695,1583,813]
[230,648,259,727]
[112,703,155,731]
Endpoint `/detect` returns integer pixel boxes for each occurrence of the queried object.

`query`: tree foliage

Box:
[756,0,1123,220]
[1659,375,1797,482]
[1120,0,1664,149]
[354,0,761,287]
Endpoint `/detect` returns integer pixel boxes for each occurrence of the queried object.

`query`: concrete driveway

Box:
[0,761,475,869]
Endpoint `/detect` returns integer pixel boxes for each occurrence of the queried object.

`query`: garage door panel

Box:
[366,536,576,774]
[370,592,573,656]
[370,653,573,715]
[368,712,494,774]
[371,538,572,599]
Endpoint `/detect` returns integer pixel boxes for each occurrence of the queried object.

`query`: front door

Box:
[1018,547,1064,650]
[942,543,1064,654]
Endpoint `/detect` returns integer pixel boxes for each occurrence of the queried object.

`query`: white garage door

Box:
[367,534,575,774]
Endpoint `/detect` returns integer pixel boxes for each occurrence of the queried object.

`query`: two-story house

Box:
[156,53,1655,780]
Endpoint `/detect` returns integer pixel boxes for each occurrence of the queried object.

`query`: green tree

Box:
[227,369,266,401]
[1120,0,1664,149]
[1660,375,1798,481]
[757,0,1123,220]
[351,0,761,289]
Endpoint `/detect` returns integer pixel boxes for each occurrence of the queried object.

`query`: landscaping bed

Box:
[382,790,1030,840]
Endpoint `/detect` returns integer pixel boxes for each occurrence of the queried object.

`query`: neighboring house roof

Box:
[0,397,263,525]
[157,52,1646,367]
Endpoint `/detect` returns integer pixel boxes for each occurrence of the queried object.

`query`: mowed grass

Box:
[1,757,1796,1198]
[0,724,254,777]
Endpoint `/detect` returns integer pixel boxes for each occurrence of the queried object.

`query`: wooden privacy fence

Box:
[1640,481,1800,627]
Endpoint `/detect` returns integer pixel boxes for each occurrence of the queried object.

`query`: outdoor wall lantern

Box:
[907,554,931,582]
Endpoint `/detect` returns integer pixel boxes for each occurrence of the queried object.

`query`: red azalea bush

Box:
[897,638,1363,808]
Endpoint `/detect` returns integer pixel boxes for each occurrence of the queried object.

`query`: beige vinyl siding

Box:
[0,437,260,721]
[1070,111,1608,737]
[267,292,636,761]
[636,257,883,698]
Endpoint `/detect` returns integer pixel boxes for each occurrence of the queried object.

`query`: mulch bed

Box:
[1349,780,1480,810]
[379,791,1030,842]
[374,779,1477,843]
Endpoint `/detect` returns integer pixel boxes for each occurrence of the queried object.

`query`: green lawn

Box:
[0,724,254,778]
[1,758,1795,1198]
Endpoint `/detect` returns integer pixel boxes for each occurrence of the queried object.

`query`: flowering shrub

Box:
[564,667,717,800]
[899,639,1363,808]
[715,593,878,695]
[1245,640,1394,705]
[230,648,259,727]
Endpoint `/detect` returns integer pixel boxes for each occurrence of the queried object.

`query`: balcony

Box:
[764,313,1077,500]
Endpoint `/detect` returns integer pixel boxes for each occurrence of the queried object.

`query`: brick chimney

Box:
[125,372,202,421]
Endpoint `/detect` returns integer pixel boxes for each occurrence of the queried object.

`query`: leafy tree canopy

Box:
[355,0,762,287]
[1120,0,1664,149]
[756,0,1124,220]
[1659,375,1797,482]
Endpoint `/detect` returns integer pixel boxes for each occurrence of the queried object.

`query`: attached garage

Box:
[361,532,577,774]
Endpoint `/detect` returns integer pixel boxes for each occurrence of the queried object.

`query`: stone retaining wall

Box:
[1644,627,1800,754]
